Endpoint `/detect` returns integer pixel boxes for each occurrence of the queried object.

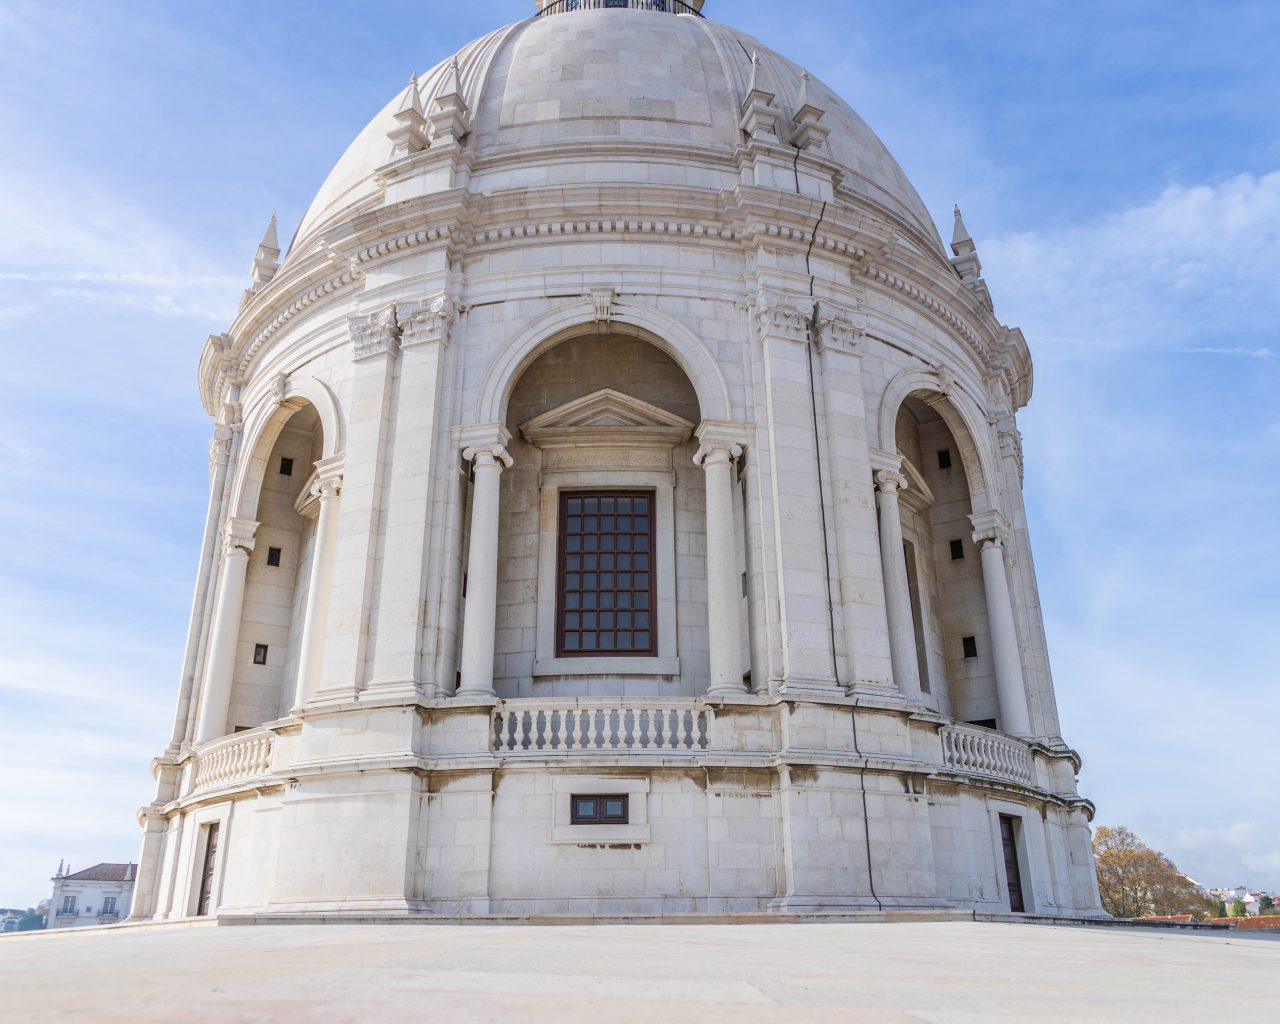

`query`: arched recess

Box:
[475,299,732,427]
[478,330,732,701]
[230,376,343,522]
[225,399,328,731]
[876,366,1000,515]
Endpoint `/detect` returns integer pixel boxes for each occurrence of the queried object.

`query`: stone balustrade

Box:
[939,723,1033,786]
[191,730,274,792]
[492,699,711,754]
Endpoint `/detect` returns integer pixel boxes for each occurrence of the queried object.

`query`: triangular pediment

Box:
[520,389,695,449]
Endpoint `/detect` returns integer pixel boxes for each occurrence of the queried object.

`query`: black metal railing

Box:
[537,0,703,17]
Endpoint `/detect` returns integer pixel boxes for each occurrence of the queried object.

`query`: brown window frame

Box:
[570,794,630,825]
[555,490,657,658]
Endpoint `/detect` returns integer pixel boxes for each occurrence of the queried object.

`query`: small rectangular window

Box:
[949,539,965,560]
[266,546,282,567]
[937,449,952,470]
[61,895,76,914]
[962,636,978,659]
[253,643,269,665]
[570,794,629,825]
[279,457,294,476]
[101,896,117,916]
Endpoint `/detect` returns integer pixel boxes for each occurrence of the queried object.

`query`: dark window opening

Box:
[571,794,630,825]
[967,719,998,730]
[962,636,978,659]
[949,539,965,561]
[279,456,294,476]
[557,491,656,657]
[253,643,269,665]
[266,546,282,567]
[196,823,220,917]
[999,814,1026,913]
[937,449,952,470]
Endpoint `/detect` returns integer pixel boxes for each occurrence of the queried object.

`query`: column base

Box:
[779,675,843,697]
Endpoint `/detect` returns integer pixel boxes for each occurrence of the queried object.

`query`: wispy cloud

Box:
[983,171,1280,354]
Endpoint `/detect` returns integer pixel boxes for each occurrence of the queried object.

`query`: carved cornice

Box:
[348,305,400,361]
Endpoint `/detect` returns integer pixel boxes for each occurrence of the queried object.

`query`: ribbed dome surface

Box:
[293,9,940,256]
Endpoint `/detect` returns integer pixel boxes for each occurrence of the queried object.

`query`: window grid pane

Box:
[558,491,656,656]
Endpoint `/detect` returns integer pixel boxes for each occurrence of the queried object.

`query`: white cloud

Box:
[983,171,1280,352]
[0,166,240,326]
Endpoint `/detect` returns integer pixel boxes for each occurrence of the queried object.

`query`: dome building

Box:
[133,0,1104,921]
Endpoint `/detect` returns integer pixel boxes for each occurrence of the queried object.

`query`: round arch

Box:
[876,365,1000,513]
[230,375,344,521]
[475,299,732,425]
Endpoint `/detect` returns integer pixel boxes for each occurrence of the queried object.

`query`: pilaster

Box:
[814,303,895,694]
[366,295,455,699]
[318,305,400,701]
[752,290,840,695]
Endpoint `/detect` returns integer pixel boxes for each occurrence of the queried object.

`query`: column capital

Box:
[752,290,813,344]
[458,422,513,469]
[812,304,866,354]
[969,508,1011,548]
[874,469,908,495]
[311,454,345,499]
[868,448,904,476]
[222,517,258,556]
[396,294,454,348]
[349,304,401,361]
[694,420,754,465]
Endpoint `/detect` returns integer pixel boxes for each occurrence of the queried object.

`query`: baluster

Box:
[638,709,651,749]
[667,708,679,750]
[550,709,562,750]
[624,707,635,750]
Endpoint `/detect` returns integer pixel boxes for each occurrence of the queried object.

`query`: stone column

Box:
[695,427,746,695]
[291,458,344,711]
[874,469,921,701]
[971,511,1032,737]
[194,517,258,742]
[456,425,512,698]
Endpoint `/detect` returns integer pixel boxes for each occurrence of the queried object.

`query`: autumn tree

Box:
[1092,826,1214,919]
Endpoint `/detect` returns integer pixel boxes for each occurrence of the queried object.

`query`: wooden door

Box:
[196,823,220,916]
[999,814,1025,913]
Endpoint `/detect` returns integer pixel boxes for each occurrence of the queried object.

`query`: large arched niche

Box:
[231,377,343,522]
[226,401,326,733]
[475,300,731,426]
[486,332,710,700]
[876,367,999,514]
[891,393,999,727]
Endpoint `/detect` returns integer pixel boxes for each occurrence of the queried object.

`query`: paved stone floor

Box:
[2,921,1276,1022]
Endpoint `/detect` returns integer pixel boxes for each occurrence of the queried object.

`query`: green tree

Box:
[1209,899,1228,919]
[1260,895,1275,913]
[1228,899,1248,918]
[1092,826,1215,919]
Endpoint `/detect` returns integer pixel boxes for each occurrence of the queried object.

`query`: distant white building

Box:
[48,862,135,929]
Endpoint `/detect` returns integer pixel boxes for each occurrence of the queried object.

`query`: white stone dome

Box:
[291,7,941,259]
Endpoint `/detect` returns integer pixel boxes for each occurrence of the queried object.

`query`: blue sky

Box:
[0,0,1277,910]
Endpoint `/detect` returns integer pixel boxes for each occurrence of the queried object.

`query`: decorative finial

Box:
[428,56,471,146]
[741,52,781,141]
[949,205,981,281]
[790,69,829,150]
[56,859,64,878]
[388,72,429,157]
